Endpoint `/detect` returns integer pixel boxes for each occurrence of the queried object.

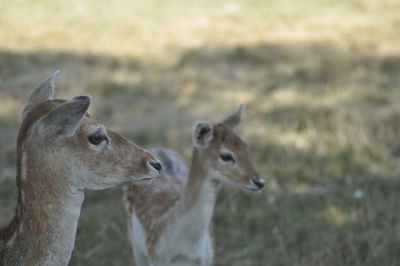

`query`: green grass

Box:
[1,0,400,265]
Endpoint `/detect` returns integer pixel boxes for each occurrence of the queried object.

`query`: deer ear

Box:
[222,103,244,129]
[193,121,214,148]
[38,96,91,138]
[22,70,60,118]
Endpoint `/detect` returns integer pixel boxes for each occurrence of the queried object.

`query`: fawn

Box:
[124,104,265,266]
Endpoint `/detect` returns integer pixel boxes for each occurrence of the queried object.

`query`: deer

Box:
[123,104,265,266]
[0,71,162,266]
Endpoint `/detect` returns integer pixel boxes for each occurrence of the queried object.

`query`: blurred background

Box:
[0,0,400,265]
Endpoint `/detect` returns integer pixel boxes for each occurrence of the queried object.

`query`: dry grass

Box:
[1,0,400,265]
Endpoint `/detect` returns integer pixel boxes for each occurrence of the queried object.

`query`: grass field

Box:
[1,0,400,265]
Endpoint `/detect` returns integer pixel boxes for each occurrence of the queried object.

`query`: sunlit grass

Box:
[317,205,358,226]
[0,0,399,56]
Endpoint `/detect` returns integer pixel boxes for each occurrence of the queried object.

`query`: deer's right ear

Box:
[193,121,214,148]
[38,96,91,138]
[22,70,60,118]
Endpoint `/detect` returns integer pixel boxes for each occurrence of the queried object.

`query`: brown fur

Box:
[124,123,263,265]
[1,96,159,265]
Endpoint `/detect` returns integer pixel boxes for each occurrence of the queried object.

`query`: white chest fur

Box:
[128,171,221,266]
[130,213,153,266]
[153,179,218,266]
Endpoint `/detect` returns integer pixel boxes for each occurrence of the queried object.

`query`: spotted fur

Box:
[124,105,265,266]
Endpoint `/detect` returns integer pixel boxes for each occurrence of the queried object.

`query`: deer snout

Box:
[251,176,265,190]
[149,160,162,172]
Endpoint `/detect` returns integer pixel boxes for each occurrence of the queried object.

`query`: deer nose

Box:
[149,161,162,172]
[251,176,265,190]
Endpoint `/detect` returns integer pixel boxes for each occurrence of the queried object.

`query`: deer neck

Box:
[0,150,84,266]
[177,148,220,235]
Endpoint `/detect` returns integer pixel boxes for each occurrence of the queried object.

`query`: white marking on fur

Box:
[220,148,233,155]
[123,187,131,213]
[209,169,242,189]
[87,124,109,151]
[218,148,235,165]
[6,233,16,248]
[18,222,24,234]
[154,178,217,266]
[130,213,153,266]
[20,190,25,203]
[20,152,27,181]
[75,151,158,190]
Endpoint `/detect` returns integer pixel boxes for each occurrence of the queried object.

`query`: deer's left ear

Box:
[22,70,60,118]
[222,103,244,129]
[193,121,214,148]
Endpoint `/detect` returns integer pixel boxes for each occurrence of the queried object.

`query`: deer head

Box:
[19,71,161,190]
[192,104,265,191]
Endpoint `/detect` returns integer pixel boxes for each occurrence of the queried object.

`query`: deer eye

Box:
[88,133,108,145]
[220,152,235,163]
